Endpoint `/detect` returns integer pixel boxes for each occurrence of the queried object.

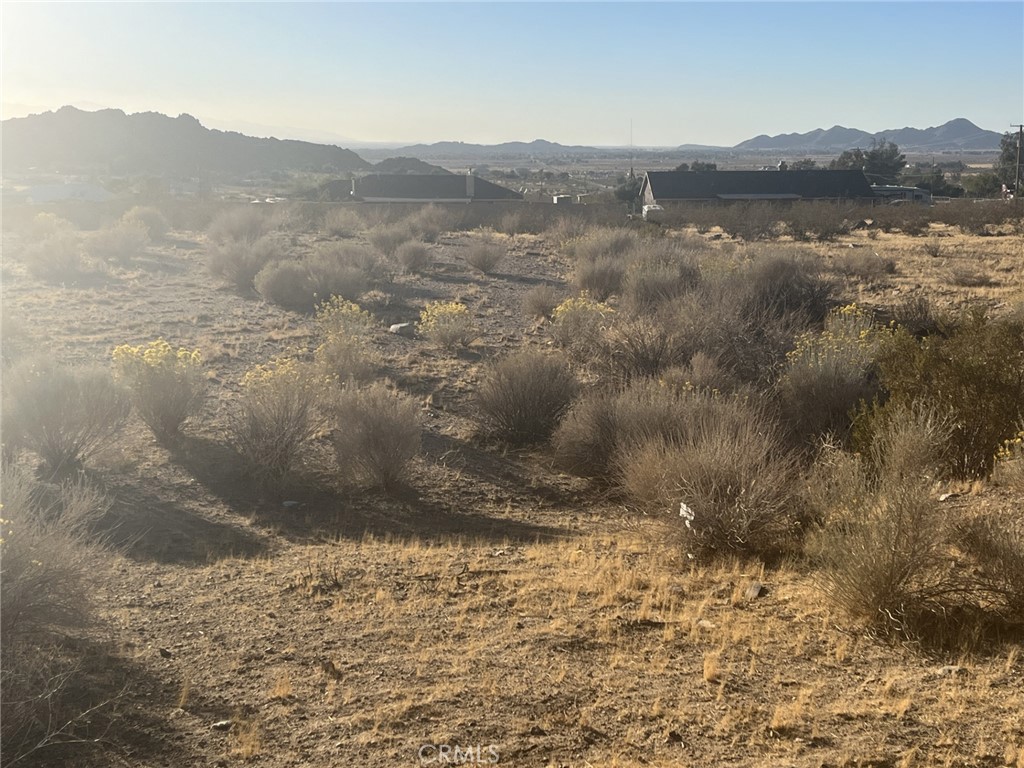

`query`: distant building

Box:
[350,174,522,203]
[639,169,875,205]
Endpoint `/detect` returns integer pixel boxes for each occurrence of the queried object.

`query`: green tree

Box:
[830,139,906,184]
[690,160,718,171]
[995,131,1021,185]
[674,162,690,172]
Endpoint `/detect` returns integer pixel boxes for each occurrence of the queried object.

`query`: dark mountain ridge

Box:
[733,119,1001,152]
[2,106,371,177]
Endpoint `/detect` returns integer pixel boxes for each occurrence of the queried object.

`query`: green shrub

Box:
[475,350,578,445]
[418,301,477,349]
[207,234,283,291]
[329,383,421,490]
[232,358,324,485]
[2,359,131,474]
[112,340,205,440]
[864,309,1024,477]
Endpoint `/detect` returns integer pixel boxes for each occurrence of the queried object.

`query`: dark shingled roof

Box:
[641,170,875,202]
[352,174,522,201]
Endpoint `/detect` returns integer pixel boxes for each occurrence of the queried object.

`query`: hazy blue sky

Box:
[2,2,1021,147]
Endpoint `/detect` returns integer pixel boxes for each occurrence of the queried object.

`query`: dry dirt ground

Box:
[2,213,1023,768]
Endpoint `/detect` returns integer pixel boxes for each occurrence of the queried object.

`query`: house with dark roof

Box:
[351,174,522,203]
[639,170,875,205]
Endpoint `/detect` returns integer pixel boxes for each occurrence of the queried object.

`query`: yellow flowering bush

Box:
[315,296,374,338]
[778,304,884,447]
[550,294,613,359]
[313,298,378,384]
[418,301,476,349]
[994,426,1024,489]
[112,339,205,439]
[233,358,324,484]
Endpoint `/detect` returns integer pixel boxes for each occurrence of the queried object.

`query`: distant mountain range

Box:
[1,106,371,176]
[0,108,1003,181]
[733,118,1002,152]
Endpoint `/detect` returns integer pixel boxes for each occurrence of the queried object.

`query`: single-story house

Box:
[351,174,522,203]
[639,170,875,205]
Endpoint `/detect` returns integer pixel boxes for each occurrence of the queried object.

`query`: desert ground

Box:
[1,199,1023,768]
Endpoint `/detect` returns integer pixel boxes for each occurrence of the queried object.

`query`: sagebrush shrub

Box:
[395,241,431,274]
[406,204,452,243]
[552,378,722,478]
[121,206,170,241]
[85,221,150,265]
[830,251,896,279]
[0,467,111,763]
[306,247,371,304]
[522,284,563,320]
[2,359,131,474]
[565,227,641,263]
[208,234,282,291]
[112,339,205,440]
[232,358,324,484]
[573,257,626,301]
[956,513,1024,619]
[476,350,578,445]
[208,206,271,244]
[329,383,421,490]
[23,234,85,283]
[739,253,834,322]
[418,301,477,349]
[616,391,801,559]
[807,406,959,635]
[323,207,364,238]
[550,295,613,361]
[621,244,701,313]
[465,242,504,274]
[597,315,690,384]
[368,224,413,257]
[254,259,314,311]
